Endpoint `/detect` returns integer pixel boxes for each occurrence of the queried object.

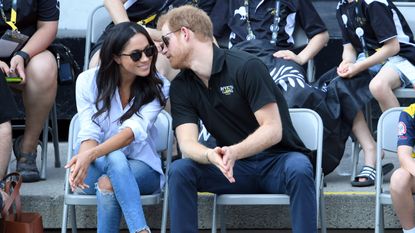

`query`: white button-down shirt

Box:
[75,67,170,189]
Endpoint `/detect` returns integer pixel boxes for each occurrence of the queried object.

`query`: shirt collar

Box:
[211,44,226,76]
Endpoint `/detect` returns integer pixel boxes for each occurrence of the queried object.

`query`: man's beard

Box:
[169,47,190,70]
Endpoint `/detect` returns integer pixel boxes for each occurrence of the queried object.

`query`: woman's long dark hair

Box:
[92,22,166,124]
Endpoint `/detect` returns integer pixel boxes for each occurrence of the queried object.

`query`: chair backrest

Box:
[289,108,324,182]
[83,5,112,71]
[376,107,404,154]
[395,2,415,34]
[375,107,404,193]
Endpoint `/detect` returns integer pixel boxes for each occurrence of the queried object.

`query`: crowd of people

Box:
[1,0,415,232]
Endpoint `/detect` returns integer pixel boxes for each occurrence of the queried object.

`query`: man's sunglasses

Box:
[161,28,181,48]
[120,45,156,62]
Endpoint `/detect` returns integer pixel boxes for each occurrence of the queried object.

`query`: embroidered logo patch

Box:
[220,85,234,95]
[398,121,407,136]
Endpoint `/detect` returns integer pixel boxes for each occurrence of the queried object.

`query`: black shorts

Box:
[0,72,19,124]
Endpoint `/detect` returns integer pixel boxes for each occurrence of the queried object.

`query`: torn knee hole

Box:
[97,176,113,192]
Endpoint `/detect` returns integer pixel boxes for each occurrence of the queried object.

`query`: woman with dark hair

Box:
[65,22,169,233]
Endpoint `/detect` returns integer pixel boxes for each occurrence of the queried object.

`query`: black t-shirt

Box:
[126,0,216,28]
[336,0,415,65]
[0,0,59,37]
[227,0,326,50]
[170,45,309,156]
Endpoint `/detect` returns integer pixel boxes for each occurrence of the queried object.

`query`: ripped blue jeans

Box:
[80,150,160,233]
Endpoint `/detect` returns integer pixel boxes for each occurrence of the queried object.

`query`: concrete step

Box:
[13,141,401,230]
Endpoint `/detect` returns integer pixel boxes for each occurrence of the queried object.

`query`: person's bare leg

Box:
[0,121,12,179]
[390,168,415,230]
[369,67,401,112]
[20,51,57,154]
[352,111,376,182]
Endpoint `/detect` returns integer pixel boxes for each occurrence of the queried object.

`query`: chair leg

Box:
[61,203,68,233]
[319,190,327,233]
[219,205,226,233]
[51,104,60,168]
[211,195,217,233]
[350,137,361,182]
[161,182,169,233]
[70,205,77,233]
[40,114,49,180]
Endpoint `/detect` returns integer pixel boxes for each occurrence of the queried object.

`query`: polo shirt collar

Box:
[211,45,225,76]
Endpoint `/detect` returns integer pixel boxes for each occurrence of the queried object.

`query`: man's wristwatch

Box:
[14,51,30,66]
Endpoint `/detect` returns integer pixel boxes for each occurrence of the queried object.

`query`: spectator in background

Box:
[66,22,169,233]
[336,0,415,186]
[0,0,59,182]
[390,104,415,233]
[158,6,316,233]
[88,0,217,80]
[219,0,329,79]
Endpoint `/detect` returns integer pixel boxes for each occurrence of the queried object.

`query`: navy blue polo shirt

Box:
[398,104,415,158]
[170,45,309,156]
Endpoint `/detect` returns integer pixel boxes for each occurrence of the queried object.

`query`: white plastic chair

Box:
[61,110,173,233]
[375,107,405,233]
[83,5,112,71]
[210,108,326,233]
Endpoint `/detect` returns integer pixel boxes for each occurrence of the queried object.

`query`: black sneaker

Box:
[13,136,40,182]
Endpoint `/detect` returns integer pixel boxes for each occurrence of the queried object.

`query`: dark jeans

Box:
[168,151,316,233]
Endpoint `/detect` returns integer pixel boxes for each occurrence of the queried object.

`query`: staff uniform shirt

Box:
[170,45,309,156]
[227,0,326,50]
[398,104,415,158]
[336,0,415,65]
[125,0,216,28]
[0,0,59,37]
[75,67,170,189]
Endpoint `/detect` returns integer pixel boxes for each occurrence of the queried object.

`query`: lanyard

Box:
[243,0,280,42]
[244,0,256,40]
[270,0,280,44]
[0,0,18,31]
[352,0,369,57]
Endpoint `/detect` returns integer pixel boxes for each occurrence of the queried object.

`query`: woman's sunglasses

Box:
[120,45,156,62]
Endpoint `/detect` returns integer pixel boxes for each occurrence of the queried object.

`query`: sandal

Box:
[13,136,40,182]
[351,166,376,187]
[351,163,395,187]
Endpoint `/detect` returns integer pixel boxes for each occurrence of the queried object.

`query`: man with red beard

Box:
[157,5,316,233]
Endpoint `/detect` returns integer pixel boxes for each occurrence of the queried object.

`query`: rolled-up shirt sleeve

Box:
[119,75,170,143]
[75,70,104,146]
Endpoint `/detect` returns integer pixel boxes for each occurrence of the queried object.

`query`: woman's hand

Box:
[65,149,96,191]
